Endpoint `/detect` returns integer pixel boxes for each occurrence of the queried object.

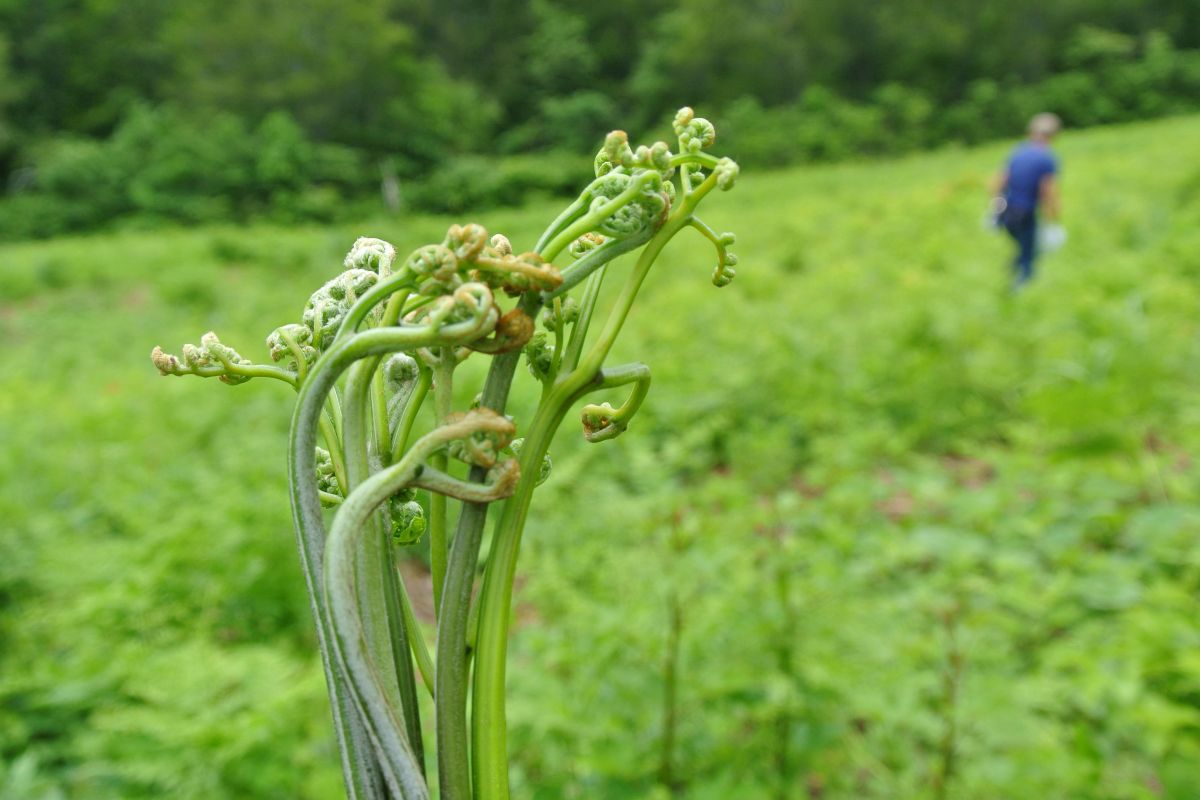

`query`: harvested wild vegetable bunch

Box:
[153,107,740,800]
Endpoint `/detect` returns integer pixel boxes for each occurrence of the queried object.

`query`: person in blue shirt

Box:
[992,113,1062,288]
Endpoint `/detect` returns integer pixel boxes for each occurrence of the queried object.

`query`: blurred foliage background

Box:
[1,0,1200,237]
[3,2,1200,799]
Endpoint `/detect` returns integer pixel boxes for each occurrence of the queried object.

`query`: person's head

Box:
[1028,112,1062,143]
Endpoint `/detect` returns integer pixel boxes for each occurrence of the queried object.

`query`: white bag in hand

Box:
[1039,223,1067,253]
[982,196,1007,230]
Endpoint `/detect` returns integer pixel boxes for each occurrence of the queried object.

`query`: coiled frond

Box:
[344,237,398,276]
[151,332,294,385]
[304,269,380,349]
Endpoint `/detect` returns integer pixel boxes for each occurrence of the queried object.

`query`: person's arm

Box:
[1040,175,1060,222]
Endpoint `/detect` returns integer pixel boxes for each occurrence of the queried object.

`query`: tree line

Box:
[1,0,1198,238]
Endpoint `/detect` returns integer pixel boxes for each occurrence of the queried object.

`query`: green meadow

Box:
[3,114,1200,798]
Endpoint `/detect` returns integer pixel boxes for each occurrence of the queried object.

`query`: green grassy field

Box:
[3,115,1200,799]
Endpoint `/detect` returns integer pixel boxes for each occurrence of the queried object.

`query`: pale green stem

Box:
[327,390,344,441]
[429,351,456,616]
[550,297,565,378]
[534,193,589,253]
[545,230,650,299]
[670,151,720,170]
[372,369,391,463]
[171,361,297,384]
[434,294,537,800]
[396,563,436,697]
[559,266,608,376]
[382,533,426,778]
[471,363,655,800]
[391,368,432,463]
[471,173,721,800]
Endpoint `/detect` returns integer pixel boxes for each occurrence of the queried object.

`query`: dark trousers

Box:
[1003,207,1037,286]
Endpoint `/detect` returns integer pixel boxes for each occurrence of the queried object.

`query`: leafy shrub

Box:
[0,106,372,238]
[411,151,593,214]
[720,29,1200,168]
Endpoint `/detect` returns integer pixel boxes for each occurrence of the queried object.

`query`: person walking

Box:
[992,112,1063,288]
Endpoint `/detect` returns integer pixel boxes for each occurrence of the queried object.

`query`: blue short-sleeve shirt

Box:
[1005,142,1058,212]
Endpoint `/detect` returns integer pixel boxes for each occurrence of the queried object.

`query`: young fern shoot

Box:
[152,107,741,800]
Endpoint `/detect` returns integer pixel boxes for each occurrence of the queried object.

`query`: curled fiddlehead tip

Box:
[469,308,534,354]
[488,457,523,498]
[574,119,691,249]
[404,243,461,297]
[711,231,738,287]
[714,157,740,191]
[594,130,632,177]
[152,333,262,384]
[151,345,180,375]
[578,362,651,443]
[673,106,694,135]
[541,296,579,329]
[712,252,738,287]
[687,216,739,288]
[344,237,397,276]
[675,109,717,154]
[568,232,609,259]
[402,226,560,299]
[266,323,318,372]
[316,447,342,497]
[303,269,380,348]
[445,223,489,262]
[489,233,513,256]
[383,352,421,392]
[445,408,516,469]
[589,171,668,239]
[389,499,426,545]
[581,402,626,442]
[595,131,674,179]
[508,438,552,486]
[471,250,563,296]
[198,332,252,384]
[407,281,498,366]
[524,331,556,383]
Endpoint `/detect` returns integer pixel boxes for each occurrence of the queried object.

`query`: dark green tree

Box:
[164,0,495,172]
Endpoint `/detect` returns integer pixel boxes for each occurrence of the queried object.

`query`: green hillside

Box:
[3,114,1200,798]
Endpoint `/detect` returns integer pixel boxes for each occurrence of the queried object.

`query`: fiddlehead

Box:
[267,323,319,375]
[506,438,552,486]
[316,447,343,506]
[151,332,296,385]
[153,105,741,800]
[304,269,382,349]
[523,331,556,384]
[388,492,426,547]
[688,218,739,288]
[471,109,741,800]
[579,362,652,443]
[467,308,535,354]
[345,237,399,277]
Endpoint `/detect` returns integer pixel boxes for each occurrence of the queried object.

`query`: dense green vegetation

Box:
[3,115,1200,798]
[2,0,1200,236]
